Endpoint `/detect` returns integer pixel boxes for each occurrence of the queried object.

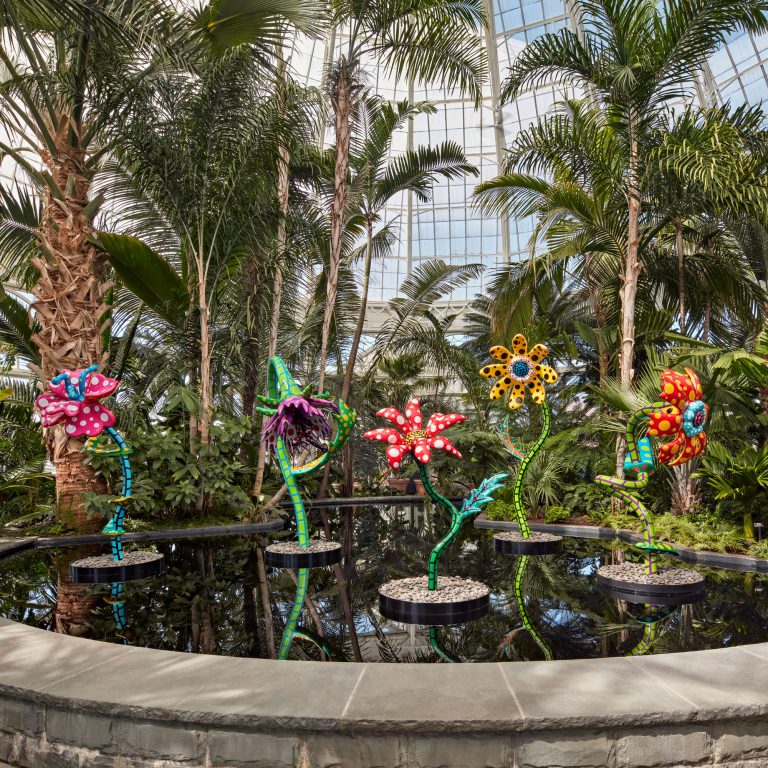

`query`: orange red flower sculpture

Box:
[363,397,464,470]
[647,368,708,466]
[479,333,558,410]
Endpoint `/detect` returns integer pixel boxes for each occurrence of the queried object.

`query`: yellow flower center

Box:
[405,429,427,445]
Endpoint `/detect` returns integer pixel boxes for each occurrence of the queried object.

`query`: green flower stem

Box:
[417,461,461,591]
[513,401,551,538]
[275,436,309,548]
[594,405,662,575]
[278,566,309,660]
[514,555,552,661]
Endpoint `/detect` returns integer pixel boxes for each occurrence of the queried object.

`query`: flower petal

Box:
[684,368,703,402]
[528,343,549,363]
[363,428,405,445]
[490,345,512,363]
[404,397,423,431]
[527,376,546,405]
[507,381,526,410]
[647,405,683,437]
[376,406,411,434]
[489,378,511,401]
[426,412,466,435]
[84,372,119,399]
[412,439,431,464]
[63,403,116,437]
[659,369,697,409]
[656,432,685,465]
[534,363,558,385]
[668,432,706,467]
[429,435,461,459]
[511,334,528,356]
[479,364,507,379]
[385,443,411,471]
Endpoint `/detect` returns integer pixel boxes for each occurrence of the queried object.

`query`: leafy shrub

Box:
[84,417,254,523]
[485,500,516,522]
[544,505,570,524]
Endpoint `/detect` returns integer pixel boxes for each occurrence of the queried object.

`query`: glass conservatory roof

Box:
[285,1,768,311]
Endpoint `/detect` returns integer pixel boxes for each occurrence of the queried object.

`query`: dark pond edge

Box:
[0,520,285,560]
[474,513,768,573]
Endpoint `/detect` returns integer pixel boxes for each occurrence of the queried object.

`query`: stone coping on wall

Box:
[3,618,768,767]
[474,514,768,573]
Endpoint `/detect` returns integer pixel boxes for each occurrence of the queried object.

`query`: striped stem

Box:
[417,461,461,591]
[275,436,309,548]
[513,402,551,538]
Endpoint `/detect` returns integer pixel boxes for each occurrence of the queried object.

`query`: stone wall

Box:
[3,619,768,768]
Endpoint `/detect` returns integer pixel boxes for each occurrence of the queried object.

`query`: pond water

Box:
[1,505,767,663]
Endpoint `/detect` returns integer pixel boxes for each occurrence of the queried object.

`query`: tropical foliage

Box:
[0,0,766,567]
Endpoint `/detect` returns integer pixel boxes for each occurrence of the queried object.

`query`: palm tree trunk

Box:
[33,146,109,529]
[196,250,212,514]
[340,217,373,403]
[252,142,289,508]
[197,251,212,448]
[619,115,641,389]
[319,68,353,393]
[676,220,686,334]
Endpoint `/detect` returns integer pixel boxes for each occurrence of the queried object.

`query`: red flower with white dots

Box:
[35,368,118,438]
[363,397,465,471]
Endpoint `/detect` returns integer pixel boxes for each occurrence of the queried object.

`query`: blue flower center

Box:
[512,361,530,378]
[682,400,707,437]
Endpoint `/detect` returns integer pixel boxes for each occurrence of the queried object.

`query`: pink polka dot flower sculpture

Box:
[365,397,505,601]
[365,397,464,472]
[35,364,133,563]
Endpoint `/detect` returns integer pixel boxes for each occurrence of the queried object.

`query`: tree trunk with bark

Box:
[252,142,289,508]
[319,68,353,394]
[619,115,642,390]
[33,143,110,530]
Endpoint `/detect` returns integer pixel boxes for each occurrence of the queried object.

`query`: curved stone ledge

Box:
[474,514,768,573]
[2,618,768,767]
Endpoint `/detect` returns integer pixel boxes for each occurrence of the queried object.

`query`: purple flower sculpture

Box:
[261,394,339,456]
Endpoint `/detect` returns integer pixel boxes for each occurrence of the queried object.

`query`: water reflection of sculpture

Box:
[365,397,505,660]
[594,368,708,601]
[624,604,675,657]
[104,582,129,644]
[480,334,562,555]
[511,555,553,661]
[256,356,355,660]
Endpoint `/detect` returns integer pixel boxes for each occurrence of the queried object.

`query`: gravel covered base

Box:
[378,576,489,603]
[71,551,161,569]
[494,531,562,543]
[598,563,704,586]
[69,550,164,583]
[266,541,341,555]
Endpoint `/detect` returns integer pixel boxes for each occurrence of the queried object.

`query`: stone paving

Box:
[2,617,768,766]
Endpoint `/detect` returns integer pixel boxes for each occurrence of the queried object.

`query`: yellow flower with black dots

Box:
[479,333,558,410]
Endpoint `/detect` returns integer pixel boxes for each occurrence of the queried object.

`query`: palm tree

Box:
[317,0,488,392]
[339,96,477,403]
[501,0,768,388]
[0,0,320,527]
[0,0,180,527]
